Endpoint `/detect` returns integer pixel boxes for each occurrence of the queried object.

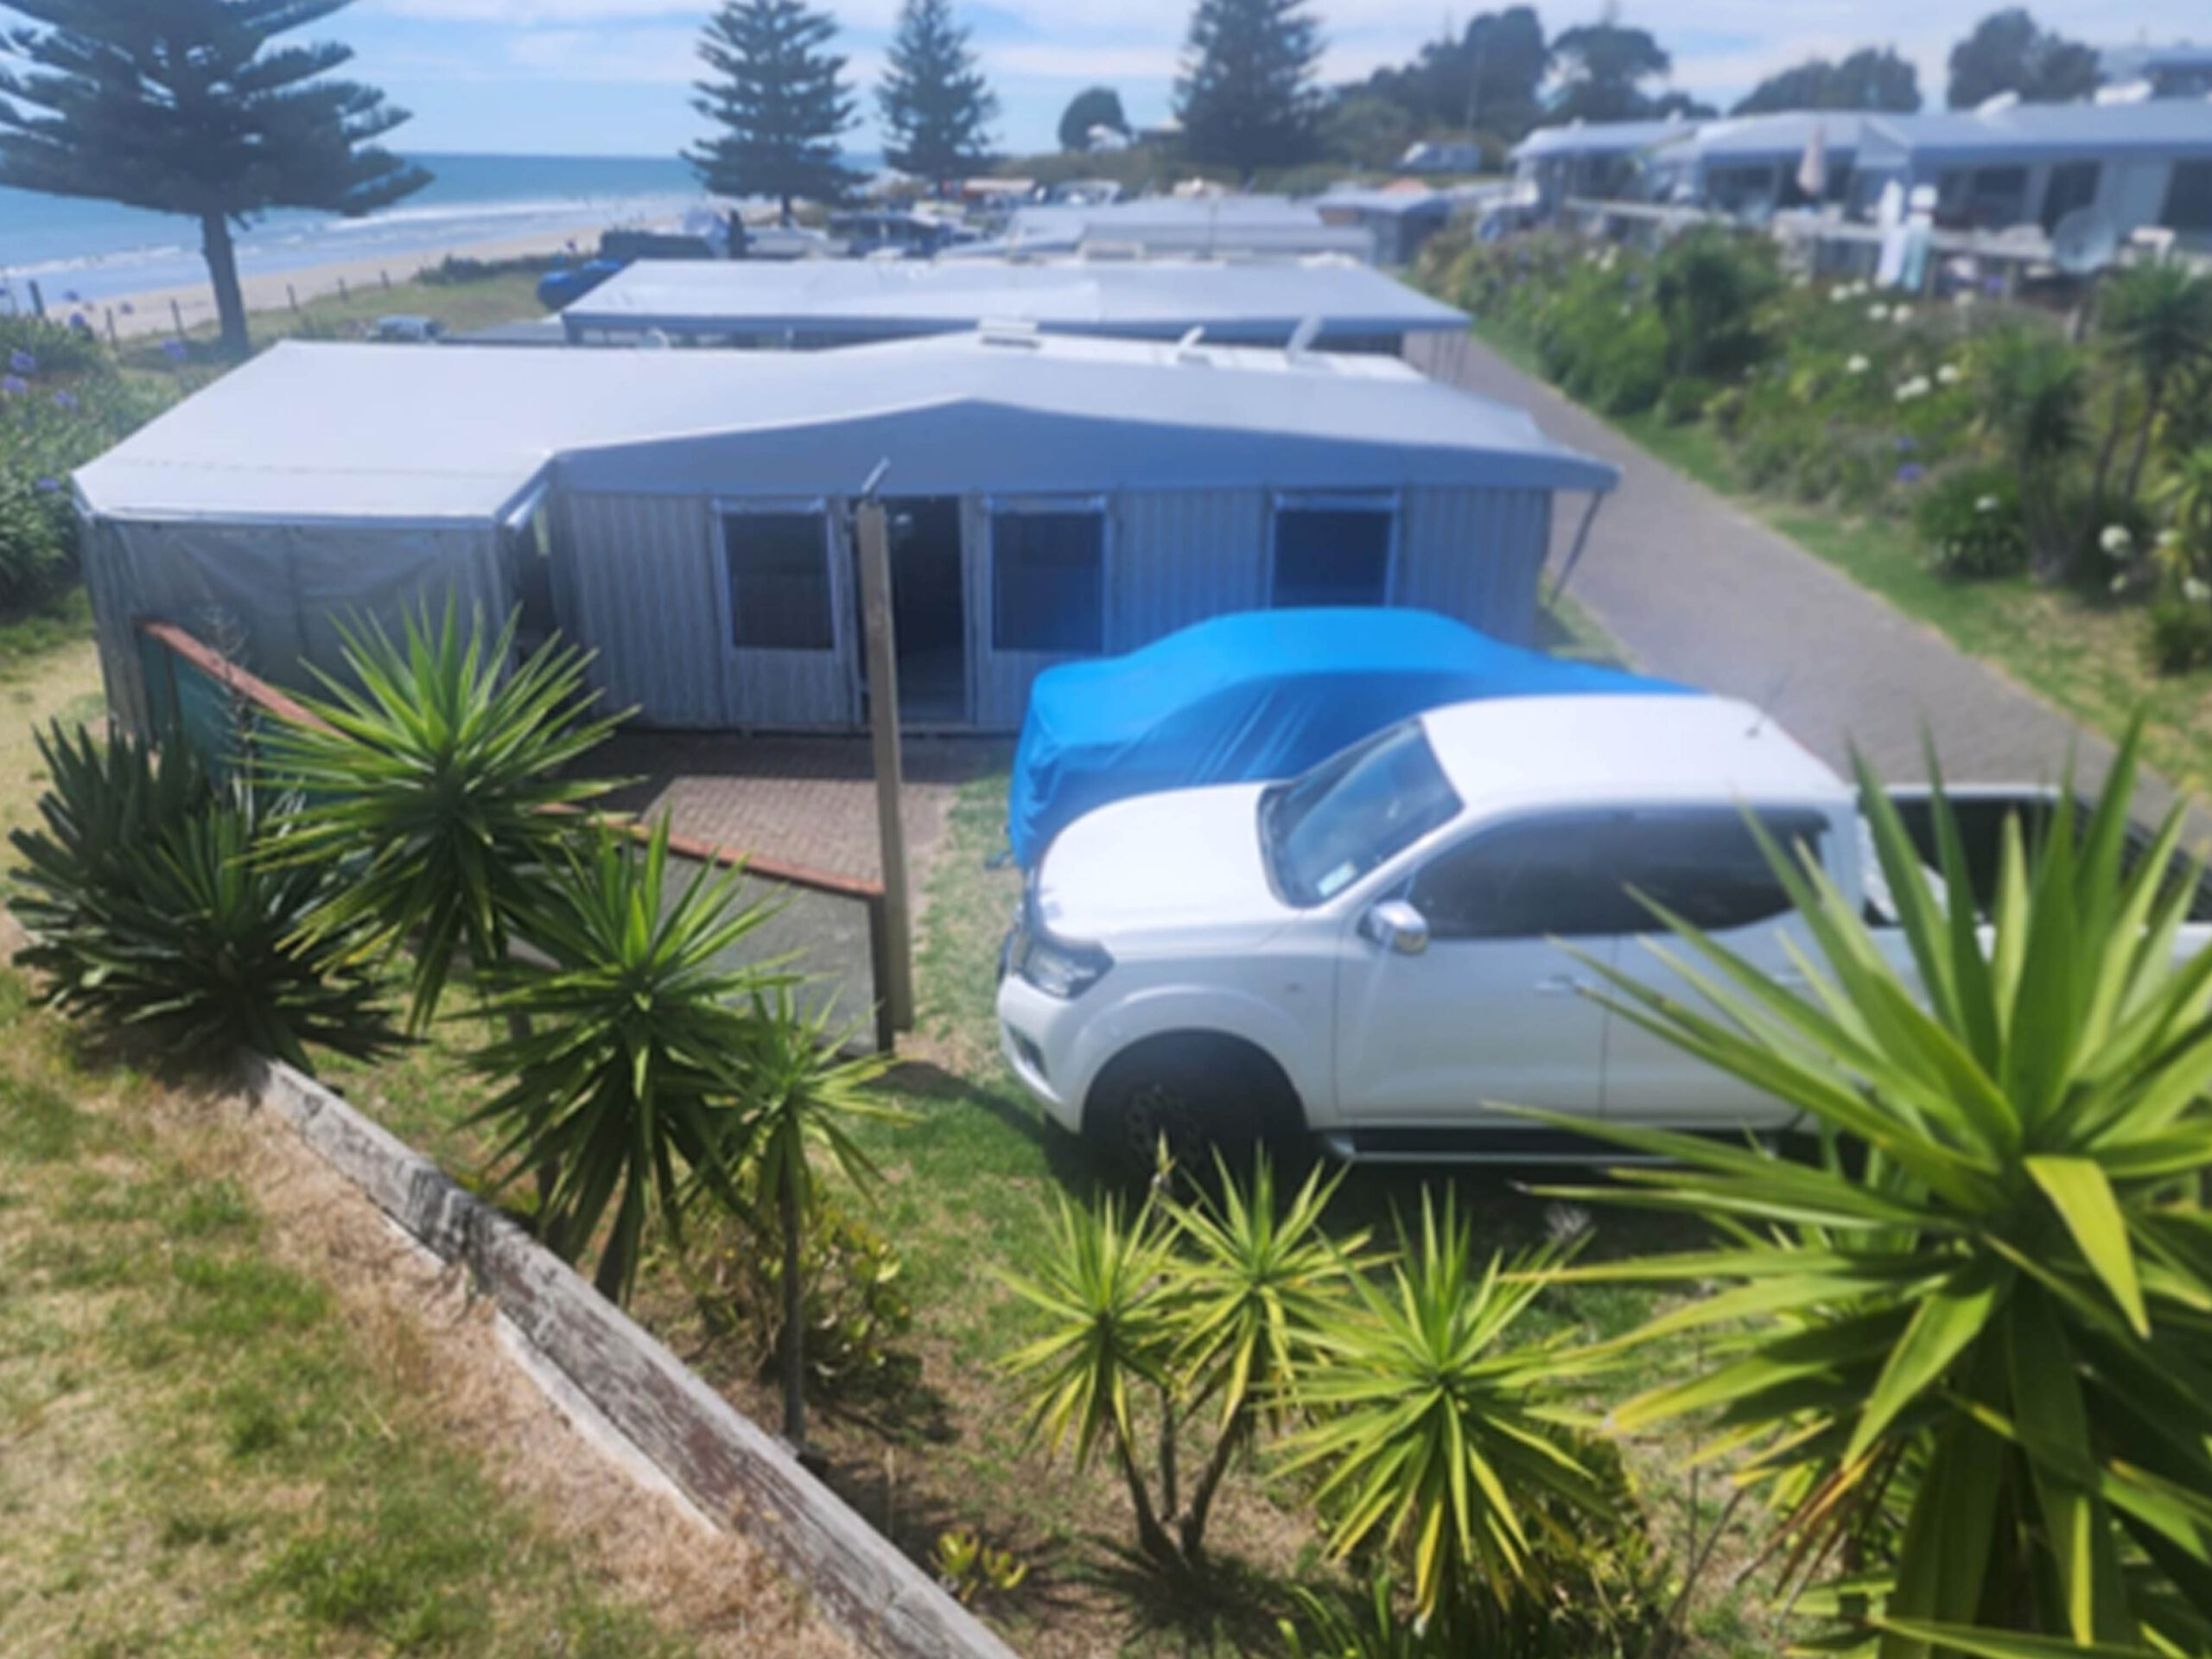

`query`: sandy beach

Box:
[61,226,594,340]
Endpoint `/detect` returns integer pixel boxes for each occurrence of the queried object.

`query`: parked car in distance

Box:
[995,693,2207,1169]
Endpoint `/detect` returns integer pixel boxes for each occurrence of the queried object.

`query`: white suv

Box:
[998,693,1935,1167]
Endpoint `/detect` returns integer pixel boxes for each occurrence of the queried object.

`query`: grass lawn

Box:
[1471,319,2212,804]
[0,971,702,1659]
[0,614,844,1659]
[111,267,551,372]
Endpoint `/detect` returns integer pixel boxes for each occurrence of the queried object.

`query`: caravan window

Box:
[2166,162,2212,232]
[992,503,1104,654]
[722,510,833,652]
[1272,496,1395,609]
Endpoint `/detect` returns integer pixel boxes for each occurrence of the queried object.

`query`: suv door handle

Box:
[1534,974,1588,995]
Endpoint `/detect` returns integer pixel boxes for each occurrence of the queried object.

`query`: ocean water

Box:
[0,153,717,310]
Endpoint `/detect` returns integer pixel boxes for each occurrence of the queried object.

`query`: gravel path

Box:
[1408,330,2206,832]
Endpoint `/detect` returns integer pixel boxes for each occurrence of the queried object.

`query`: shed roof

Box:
[76,332,1616,524]
[1510,117,1700,161]
[561,257,1467,342]
[952,196,1378,260]
[1859,98,2212,168]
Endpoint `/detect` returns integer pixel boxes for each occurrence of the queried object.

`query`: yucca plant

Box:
[259,601,624,1033]
[1539,728,2212,1658]
[9,723,397,1072]
[1157,1152,1364,1562]
[1275,1192,1618,1642]
[1002,1185,1183,1563]
[466,823,783,1304]
[1002,1152,1362,1571]
[2099,264,2212,500]
[722,988,903,1450]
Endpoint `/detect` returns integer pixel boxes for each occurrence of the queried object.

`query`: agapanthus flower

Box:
[1896,462,1926,485]
[1,374,27,396]
[161,339,188,362]
[8,348,35,375]
[52,389,77,411]
[34,476,61,493]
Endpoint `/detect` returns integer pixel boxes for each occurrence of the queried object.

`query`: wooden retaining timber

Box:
[246,1054,1021,1659]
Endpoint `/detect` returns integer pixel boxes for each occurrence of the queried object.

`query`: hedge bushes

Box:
[1418,226,2212,667]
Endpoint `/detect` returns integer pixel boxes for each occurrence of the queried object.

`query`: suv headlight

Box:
[1020,932,1113,998]
[1014,912,1112,999]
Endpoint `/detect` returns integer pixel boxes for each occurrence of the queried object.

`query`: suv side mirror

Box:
[1362,899,1431,957]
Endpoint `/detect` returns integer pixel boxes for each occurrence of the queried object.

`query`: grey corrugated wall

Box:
[1395,486,1553,645]
[557,493,725,728]
[1109,489,1268,652]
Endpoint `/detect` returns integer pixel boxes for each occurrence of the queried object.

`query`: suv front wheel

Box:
[1085,1033,1300,1183]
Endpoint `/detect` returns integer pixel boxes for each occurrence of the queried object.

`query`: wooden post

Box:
[169,297,185,337]
[379,269,391,289]
[338,276,349,302]
[855,494,915,1039]
[104,308,118,345]
[287,283,299,313]
[27,278,44,317]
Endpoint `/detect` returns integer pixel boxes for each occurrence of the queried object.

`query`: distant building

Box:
[2098,43,2212,100]
[950,196,1378,263]
[1642,113,1874,220]
[1313,187,1459,264]
[1852,99,2212,245]
[557,257,1468,352]
[1508,116,1700,213]
[1400,140,1489,175]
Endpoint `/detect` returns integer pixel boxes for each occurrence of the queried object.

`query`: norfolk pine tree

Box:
[0,0,427,358]
[689,0,856,220]
[1175,0,1323,177]
[877,0,995,189]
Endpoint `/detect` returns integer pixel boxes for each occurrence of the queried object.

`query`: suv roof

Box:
[1418,694,1848,816]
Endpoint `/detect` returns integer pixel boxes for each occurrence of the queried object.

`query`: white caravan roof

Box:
[76,331,1617,524]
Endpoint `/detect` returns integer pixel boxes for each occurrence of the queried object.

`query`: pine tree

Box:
[0,0,428,358]
[1174,0,1323,177]
[689,0,857,221]
[876,0,996,188]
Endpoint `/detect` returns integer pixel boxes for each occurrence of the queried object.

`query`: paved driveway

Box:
[1408,332,2205,832]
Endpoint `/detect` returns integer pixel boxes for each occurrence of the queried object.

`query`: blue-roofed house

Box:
[1642,112,1877,220]
[1508,116,1701,213]
[2098,43,2212,101]
[1852,99,2212,244]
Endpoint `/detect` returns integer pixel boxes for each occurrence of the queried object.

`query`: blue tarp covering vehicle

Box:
[1007,608,1680,868]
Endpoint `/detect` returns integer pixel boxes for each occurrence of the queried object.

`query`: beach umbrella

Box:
[1796,121,1829,200]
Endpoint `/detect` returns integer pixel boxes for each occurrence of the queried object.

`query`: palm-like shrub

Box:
[2100,264,2212,499]
[1974,327,2088,578]
[261,602,623,1033]
[8,723,397,1071]
[1003,1184,1183,1561]
[1543,732,2212,1656]
[723,988,900,1450]
[467,824,781,1303]
[1276,1192,1618,1642]
[1003,1153,1359,1570]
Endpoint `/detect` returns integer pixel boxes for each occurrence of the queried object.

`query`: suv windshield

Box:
[1262,721,1462,906]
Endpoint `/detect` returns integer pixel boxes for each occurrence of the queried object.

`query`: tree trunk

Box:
[1177,1413,1245,1563]
[780,1176,806,1450]
[199,211,249,359]
[2124,379,2166,503]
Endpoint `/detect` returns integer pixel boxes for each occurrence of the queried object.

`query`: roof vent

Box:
[977,316,1042,348]
[1285,314,1324,360]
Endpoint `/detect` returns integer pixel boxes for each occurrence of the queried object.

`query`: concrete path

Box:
[1408,331,2203,830]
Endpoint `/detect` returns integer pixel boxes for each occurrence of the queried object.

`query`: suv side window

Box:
[1408,815,1645,940]
[1600,810,1827,934]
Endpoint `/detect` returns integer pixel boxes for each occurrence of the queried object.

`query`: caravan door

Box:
[714,498,859,729]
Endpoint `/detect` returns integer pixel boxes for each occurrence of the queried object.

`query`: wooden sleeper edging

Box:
[245,1054,1022,1659]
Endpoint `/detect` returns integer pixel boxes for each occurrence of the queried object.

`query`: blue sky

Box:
[341,0,2206,158]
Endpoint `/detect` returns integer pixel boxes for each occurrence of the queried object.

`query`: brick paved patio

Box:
[594,732,1005,887]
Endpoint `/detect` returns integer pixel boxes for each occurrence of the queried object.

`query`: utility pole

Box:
[855,465,915,1044]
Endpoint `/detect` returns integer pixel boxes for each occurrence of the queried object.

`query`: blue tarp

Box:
[1007,608,1681,867]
